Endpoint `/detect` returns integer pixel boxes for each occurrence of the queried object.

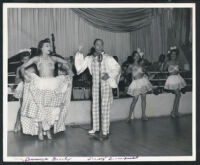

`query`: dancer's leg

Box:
[127,95,139,122]
[141,94,148,120]
[38,122,44,140]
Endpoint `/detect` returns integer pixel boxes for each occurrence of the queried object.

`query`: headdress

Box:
[137,48,144,58]
[168,46,178,54]
[18,48,31,55]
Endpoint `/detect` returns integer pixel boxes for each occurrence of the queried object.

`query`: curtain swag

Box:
[71,8,152,32]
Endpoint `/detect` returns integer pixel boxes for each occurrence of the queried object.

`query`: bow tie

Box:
[93,55,104,61]
[93,56,99,62]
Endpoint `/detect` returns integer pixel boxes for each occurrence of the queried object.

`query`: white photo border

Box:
[3,2,196,162]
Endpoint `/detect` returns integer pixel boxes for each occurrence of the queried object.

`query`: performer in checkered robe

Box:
[75,39,121,137]
[20,38,73,140]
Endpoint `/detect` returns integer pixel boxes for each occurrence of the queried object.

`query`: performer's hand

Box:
[57,105,65,129]
[148,73,156,80]
[68,70,74,77]
[24,72,31,83]
[78,45,83,53]
[102,73,109,80]
[143,74,149,79]
[171,71,179,75]
[57,116,63,130]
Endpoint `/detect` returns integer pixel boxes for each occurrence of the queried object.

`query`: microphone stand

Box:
[92,52,107,141]
[51,33,56,54]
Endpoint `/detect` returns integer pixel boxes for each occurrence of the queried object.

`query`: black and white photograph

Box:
[3,2,196,162]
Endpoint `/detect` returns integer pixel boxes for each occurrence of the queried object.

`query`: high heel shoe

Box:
[175,112,181,118]
[14,122,21,133]
[170,111,176,119]
[88,130,97,135]
[141,116,149,121]
[38,131,44,141]
[46,131,52,140]
[126,118,132,123]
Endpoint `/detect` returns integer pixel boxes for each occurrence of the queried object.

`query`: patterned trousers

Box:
[92,80,113,135]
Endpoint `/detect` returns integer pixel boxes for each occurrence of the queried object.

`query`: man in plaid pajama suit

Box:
[75,39,121,137]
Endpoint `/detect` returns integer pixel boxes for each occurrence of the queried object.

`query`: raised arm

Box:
[15,67,22,84]
[74,51,89,75]
[164,61,169,71]
[106,56,121,88]
[178,62,183,72]
[20,56,38,78]
[52,56,68,65]
[52,56,74,76]
[126,64,132,75]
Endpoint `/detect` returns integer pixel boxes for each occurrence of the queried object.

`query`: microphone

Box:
[98,51,104,63]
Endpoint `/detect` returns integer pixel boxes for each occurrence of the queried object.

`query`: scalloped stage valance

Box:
[72,8,152,32]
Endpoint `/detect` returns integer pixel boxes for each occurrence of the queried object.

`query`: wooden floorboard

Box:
[7,115,192,157]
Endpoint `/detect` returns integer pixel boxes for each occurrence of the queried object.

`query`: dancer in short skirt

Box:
[164,46,186,118]
[126,49,152,122]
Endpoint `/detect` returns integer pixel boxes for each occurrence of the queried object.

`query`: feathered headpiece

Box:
[18,48,31,55]
[168,46,178,54]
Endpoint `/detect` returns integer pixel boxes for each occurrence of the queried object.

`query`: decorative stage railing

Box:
[8,71,192,102]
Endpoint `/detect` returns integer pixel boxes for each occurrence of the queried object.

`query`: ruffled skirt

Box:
[164,74,186,90]
[21,73,72,135]
[14,81,24,99]
[127,77,153,96]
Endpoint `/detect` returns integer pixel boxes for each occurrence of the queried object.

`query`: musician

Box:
[75,39,121,138]
[151,54,166,72]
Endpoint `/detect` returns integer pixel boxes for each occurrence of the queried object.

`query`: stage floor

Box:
[7,115,192,157]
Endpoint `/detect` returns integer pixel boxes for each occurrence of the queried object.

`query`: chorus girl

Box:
[126,49,153,122]
[13,49,36,132]
[164,46,186,118]
[20,38,73,140]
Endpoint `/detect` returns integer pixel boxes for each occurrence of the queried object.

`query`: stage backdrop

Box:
[7,8,191,64]
[130,8,192,65]
[8,8,131,64]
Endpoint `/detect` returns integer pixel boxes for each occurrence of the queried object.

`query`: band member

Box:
[75,39,121,137]
[20,38,73,140]
[126,49,153,122]
[164,46,186,118]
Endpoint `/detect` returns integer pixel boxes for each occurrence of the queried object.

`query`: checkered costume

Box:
[75,52,121,135]
[14,81,24,99]
[91,56,113,135]
[21,73,72,135]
